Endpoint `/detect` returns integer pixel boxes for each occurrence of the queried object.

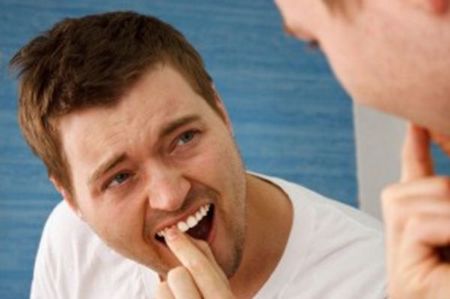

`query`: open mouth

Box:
[155,204,215,245]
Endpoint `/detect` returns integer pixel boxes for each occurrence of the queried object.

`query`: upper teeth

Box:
[156,204,211,238]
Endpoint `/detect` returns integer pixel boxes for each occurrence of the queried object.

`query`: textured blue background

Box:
[0,1,357,297]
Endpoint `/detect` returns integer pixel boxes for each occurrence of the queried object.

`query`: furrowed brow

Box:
[87,115,200,187]
[159,115,201,139]
[88,153,127,186]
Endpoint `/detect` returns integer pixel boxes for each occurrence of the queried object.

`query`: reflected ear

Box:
[410,0,449,14]
[212,85,234,135]
[49,176,83,220]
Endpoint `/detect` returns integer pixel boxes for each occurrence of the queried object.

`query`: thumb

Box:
[401,123,434,182]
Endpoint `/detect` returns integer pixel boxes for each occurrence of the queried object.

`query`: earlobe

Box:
[49,176,83,220]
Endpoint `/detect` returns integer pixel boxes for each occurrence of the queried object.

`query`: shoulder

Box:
[43,200,92,244]
[252,173,386,298]
[256,172,382,232]
[31,201,89,298]
[31,201,157,298]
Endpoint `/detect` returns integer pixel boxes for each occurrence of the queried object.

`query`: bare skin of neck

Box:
[229,174,293,298]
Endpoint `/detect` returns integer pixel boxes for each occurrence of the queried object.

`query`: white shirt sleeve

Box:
[30,203,67,299]
[29,201,159,299]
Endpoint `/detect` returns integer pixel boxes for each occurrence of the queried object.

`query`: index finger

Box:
[164,227,232,297]
[401,123,434,182]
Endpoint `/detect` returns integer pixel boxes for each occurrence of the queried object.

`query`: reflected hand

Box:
[382,124,450,299]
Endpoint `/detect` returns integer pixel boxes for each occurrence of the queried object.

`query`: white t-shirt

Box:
[31,174,386,298]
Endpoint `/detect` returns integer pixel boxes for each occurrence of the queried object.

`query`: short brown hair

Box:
[10,11,218,196]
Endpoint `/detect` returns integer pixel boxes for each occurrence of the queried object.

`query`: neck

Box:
[229,174,293,298]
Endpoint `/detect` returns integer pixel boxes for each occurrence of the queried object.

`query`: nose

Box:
[147,165,191,212]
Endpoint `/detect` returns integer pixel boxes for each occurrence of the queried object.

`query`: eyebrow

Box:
[87,114,201,187]
[159,114,201,139]
[88,153,127,187]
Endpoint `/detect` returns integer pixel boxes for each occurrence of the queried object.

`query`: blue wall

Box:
[0,1,356,297]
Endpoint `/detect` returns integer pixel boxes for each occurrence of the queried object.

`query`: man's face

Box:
[56,65,247,277]
[275,0,400,112]
[275,0,450,135]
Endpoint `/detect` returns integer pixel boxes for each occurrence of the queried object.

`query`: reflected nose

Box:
[148,165,190,212]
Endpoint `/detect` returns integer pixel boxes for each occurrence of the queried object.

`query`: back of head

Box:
[10,11,216,194]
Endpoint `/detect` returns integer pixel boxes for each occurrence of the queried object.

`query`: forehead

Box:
[119,64,205,116]
[63,64,210,127]
[57,65,216,166]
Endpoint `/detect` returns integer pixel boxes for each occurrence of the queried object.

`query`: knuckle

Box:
[381,183,400,203]
[381,192,409,232]
[381,186,395,207]
[408,215,423,229]
[405,213,431,235]
[185,257,205,273]
[381,186,401,212]
[167,266,189,282]
[381,188,392,205]
[436,176,450,195]
[381,187,393,206]
[154,281,170,298]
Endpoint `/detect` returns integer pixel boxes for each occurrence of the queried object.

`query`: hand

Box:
[155,227,235,299]
[382,124,450,299]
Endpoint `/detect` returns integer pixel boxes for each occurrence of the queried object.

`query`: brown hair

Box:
[10,11,219,196]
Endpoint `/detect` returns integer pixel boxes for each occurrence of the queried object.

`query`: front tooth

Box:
[177,221,189,232]
[187,216,197,228]
[158,205,211,237]
[195,211,202,221]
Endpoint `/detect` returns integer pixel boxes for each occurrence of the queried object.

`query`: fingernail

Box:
[165,227,179,242]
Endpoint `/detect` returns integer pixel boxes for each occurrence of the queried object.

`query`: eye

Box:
[105,172,131,190]
[176,130,198,146]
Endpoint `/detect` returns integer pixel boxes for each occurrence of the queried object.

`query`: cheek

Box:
[190,134,239,175]
[188,150,229,187]
[188,137,245,206]
[322,40,379,106]
[83,195,147,248]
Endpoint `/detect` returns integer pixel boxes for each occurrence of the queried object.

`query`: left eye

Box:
[106,172,131,189]
[176,130,197,146]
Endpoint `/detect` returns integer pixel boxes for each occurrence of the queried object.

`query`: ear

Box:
[50,176,84,220]
[410,0,449,14]
[212,85,234,135]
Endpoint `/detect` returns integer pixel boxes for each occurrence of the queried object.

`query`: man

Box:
[274,0,450,298]
[11,11,385,298]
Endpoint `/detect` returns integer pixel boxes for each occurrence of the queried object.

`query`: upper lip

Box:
[152,203,211,237]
